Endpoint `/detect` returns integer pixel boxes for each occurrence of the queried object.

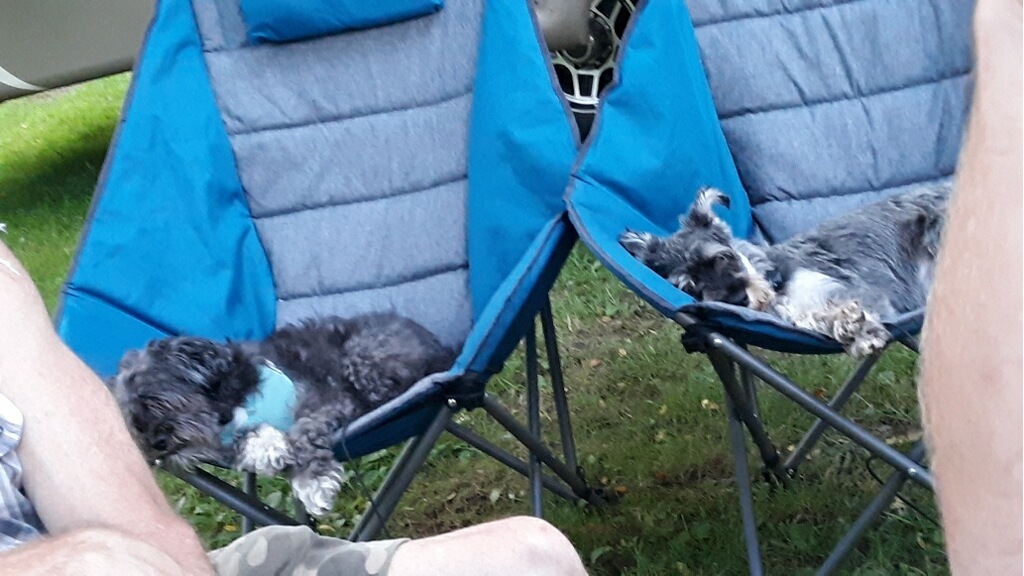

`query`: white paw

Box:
[848,323,890,358]
[746,276,776,311]
[848,335,885,358]
[235,424,292,475]
[827,302,867,343]
[291,465,347,517]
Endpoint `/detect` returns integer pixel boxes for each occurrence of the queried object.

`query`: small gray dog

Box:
[620,183,950,357]
[111,312,454,516]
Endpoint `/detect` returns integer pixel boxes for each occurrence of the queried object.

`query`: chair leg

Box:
[706,333,933,490]
[784,353,882,474]
[349,405,453,542]
[242,472,257,534]
[707,348,787,480]
[292,497,315,528]
[817,442,929,575]
[540,298,579,472]
[445,422,582,502]
[724,391,766,576]
[482,394,601,505]
[525,322,545,517]
[897,335,920,353]
[739,364,762,421]
[461,301,597,511]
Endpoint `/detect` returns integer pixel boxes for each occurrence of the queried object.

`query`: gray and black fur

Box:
[111,312,455,515]
[620,183,950,357]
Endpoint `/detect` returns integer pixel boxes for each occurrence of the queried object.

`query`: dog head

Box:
[619,187,771,309]
[110,336,259,469]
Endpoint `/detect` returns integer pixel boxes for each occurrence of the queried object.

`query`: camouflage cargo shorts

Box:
[209,525,408,576]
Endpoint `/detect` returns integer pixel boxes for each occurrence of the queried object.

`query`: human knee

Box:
[498,516,586,575]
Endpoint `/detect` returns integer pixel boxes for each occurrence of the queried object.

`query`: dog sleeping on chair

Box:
[619,183,950,357]
[110,312,455,516]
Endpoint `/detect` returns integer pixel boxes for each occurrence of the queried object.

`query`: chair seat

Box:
[569,178,924,355]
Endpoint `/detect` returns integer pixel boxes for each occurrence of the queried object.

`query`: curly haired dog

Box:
[620,183,950,357]
[111,312,455,515]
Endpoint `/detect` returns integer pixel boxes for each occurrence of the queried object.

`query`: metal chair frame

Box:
[675,312,931,575]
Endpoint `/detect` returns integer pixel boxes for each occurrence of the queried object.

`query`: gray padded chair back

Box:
[192,0,480,350]
[688,0,972,242]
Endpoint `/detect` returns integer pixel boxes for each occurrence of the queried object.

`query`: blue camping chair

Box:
[57,0,604,540]
[567,0,972,572]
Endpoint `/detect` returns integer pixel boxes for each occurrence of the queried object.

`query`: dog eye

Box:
[131,415,147,432]
[713,253,737,269]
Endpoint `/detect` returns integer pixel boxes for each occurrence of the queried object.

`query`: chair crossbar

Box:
[704,333,932,490]
[784,352,883,473]
[169,467,301,528]
[444,422,581,502]
[481,394,599,504]
[818,442,929,575]
[679,315,933,574]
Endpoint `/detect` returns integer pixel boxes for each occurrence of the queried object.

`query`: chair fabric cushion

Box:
[688,0,973,243]
[193,0,475,351]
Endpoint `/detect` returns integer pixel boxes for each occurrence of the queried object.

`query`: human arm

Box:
[0,527,198,576]
[0,242,213,575]
[918,0,1022,573]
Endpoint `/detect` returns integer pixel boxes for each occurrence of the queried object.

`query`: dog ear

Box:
[207,345,259,400]
[685,187,731,227]
[619,229,661,263]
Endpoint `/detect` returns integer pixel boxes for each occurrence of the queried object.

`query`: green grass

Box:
[0,77,947,575]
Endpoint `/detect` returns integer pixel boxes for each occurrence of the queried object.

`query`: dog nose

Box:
[725,292,749,307]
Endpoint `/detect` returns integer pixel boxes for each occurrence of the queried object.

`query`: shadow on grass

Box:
[0,97,119,215]
[0,74,130,306]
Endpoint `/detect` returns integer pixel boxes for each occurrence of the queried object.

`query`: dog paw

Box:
[618,230,655,258]
[291,465,347,517]
[826,301,867,343]
[847,320,890,359]
[746,276,776,311]
[847,335,885,358]
[235,424,293,475]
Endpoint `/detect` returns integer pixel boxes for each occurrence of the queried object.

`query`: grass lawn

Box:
[0,76,947,575]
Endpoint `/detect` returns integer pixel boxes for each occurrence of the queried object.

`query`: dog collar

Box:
[219,361,297,446]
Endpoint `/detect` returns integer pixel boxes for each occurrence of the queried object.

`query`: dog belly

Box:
[771,269,844,322]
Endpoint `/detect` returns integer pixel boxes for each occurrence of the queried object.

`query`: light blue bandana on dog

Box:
[220,361,296,446]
